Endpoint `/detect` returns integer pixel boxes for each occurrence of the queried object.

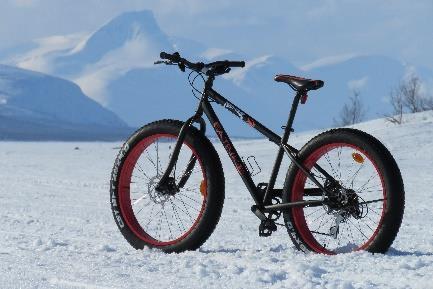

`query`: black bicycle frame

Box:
[157,75,334,219]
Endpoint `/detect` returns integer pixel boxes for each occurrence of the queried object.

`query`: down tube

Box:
[202,101,262,205]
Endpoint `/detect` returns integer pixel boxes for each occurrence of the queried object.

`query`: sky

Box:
[0,0,432,69]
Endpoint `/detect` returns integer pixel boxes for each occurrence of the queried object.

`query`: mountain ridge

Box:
[1,9,432,137]
[0,64,132,140]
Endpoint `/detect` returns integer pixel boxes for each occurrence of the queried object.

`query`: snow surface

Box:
[1,111,433,288]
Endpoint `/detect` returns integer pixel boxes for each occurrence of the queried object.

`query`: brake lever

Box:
[178,62,186,72]
[154,60,176,65]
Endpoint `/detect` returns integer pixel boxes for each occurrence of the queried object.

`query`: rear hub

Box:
[324,180,366,220]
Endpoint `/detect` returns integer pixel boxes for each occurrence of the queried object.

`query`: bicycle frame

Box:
[157,75,334,220]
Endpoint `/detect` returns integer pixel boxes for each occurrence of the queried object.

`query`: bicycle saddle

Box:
[274,74,324,91]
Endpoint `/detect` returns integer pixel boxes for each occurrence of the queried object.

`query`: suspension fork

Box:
[155,111,205,193]
[177,118,206,188]
[155,78,214,193]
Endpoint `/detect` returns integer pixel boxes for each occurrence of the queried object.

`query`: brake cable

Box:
[188,70,207,101]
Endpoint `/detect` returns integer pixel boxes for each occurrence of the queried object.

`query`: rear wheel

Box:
[283,128,404,254]
[110,120,225,253]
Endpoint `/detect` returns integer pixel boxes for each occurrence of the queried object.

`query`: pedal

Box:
[259,219,277,237]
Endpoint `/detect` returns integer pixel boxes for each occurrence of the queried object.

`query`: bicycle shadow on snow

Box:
[386,247,433,257]
[197,246,433,257]
[198,248,247,254]
[198,244,293,254]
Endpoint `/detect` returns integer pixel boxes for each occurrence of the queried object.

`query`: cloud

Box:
[14,33,86,73]
[224,54,271,85]
[200,48,232,60]
[300,53,358,71]
[348,77,368,91]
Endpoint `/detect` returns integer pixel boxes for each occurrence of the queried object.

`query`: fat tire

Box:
[282,128,405,254]
[110,119,225,253]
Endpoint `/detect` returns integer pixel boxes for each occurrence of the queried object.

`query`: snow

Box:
[1,111,433,288]
[74,36,161,105]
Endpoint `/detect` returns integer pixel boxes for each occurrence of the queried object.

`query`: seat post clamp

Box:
[300,93,308,104]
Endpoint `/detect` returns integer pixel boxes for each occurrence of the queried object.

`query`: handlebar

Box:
[158,51,245,75]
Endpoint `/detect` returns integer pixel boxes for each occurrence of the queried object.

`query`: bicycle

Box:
[110,52,405,254]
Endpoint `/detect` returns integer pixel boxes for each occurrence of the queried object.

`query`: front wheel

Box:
[110,119,225,253]
[283,128,404,254]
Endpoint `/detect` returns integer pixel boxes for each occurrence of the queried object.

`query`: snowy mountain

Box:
[0,65,131,140]
[2,10,432,136]
[1,111,432,288]
[55,10,170,77]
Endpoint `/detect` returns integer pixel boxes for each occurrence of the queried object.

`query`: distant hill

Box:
[0,65,132,140]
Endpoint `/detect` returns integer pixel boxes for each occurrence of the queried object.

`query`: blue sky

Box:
[1,0,432,69]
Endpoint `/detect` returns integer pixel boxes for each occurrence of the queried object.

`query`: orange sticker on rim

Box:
[200,180,207,197]
[352,152,365,164]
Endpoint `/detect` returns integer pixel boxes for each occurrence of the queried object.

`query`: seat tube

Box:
[263,91,302,204]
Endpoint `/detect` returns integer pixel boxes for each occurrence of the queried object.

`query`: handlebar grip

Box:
[160,51,171,60]
[229,61,245,68]
[160,51,181,63]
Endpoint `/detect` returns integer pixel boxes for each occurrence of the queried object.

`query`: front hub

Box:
[155,176,179,196]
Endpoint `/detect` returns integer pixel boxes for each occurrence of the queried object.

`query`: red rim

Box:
[117,134,206,247]
[291,143,387,254]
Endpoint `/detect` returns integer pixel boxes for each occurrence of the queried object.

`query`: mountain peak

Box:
[56,10,170,74]
[111,10,159,30]
[85,9,169,51]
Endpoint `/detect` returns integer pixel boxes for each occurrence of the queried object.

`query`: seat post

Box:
[283,90,303,142]
[262,91,302,204]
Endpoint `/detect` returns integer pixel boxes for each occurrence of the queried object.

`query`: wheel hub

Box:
[154,176,179,196]
[148,176,176,204]
[324,180,366,220]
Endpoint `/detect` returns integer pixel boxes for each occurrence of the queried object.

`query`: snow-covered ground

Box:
[1,111,433,289]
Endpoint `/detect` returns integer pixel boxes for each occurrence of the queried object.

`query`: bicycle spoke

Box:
[304,207,324,218]
[358,198,384,205]
[176,194,200,211]
[293,142,390,254]
[348,218,369,240]
[135,162,152,180]
[116,133,206,244]
[170,200,195,222]
[357,171,379,192]
[337,146,342,180]
[170,199,185,234]
[324,152,338,180]
[156,139,160,175]
[145,149,160,175]
[161,206,173,240]
[177,191,202,205]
